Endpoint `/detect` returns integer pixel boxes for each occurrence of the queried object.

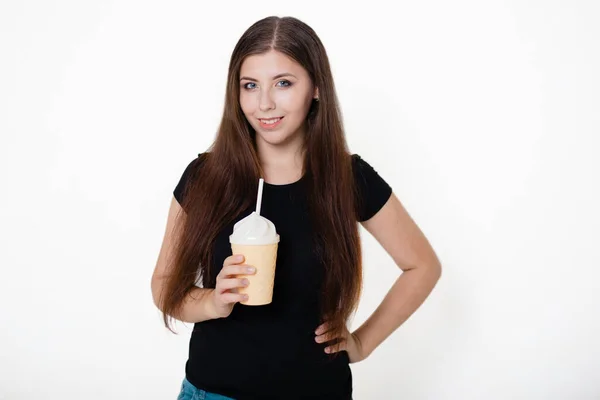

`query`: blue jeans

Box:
[177,377,235,400]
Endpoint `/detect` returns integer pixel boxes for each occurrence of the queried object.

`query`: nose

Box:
[259,89,275,112]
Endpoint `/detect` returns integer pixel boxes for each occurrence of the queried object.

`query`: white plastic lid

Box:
[229,211,280,245]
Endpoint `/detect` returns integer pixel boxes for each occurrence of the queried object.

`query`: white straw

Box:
[256,178,264,215]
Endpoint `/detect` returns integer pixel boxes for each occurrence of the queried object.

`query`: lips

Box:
[259,117,283,122]
[258,116,284,129]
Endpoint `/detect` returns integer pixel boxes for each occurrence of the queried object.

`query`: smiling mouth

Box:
[258,117,284,127]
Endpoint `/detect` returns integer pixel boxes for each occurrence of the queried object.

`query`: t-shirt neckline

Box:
[263,174,306,188]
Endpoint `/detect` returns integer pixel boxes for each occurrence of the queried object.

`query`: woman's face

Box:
[239,50,318,147]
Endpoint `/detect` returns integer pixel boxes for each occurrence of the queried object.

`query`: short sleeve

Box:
[173,153,208,206]
[352,154,393,222]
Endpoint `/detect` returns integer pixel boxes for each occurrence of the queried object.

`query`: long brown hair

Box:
[159,16,362,355]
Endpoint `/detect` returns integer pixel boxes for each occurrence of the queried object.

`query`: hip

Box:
[177,377,235,400]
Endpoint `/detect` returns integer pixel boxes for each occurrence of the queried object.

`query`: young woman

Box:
[151,15,442,400]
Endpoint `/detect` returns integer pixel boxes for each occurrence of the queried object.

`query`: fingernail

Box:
[247,267,255,273]
[242,279,249,286]
[235,255,243,261]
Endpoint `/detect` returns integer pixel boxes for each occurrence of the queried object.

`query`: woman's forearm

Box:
[177,287,219,323]
[152,277,219,323]
[353,264,441,357]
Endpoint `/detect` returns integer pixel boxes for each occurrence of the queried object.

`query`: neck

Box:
[256,132,306,168]
[255,131,306,184]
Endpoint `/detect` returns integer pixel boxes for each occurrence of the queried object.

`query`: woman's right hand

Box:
[210,254,255,318]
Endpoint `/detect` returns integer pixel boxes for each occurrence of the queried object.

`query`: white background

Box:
[1,1,599,399]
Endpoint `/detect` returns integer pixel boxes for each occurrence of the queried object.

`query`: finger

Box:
[223,254,245,267]
[315,322,330,335]
[220,292,249,304]
[216,277,249,293]
[315,331,337,343]
[325,339,347,353]
[315,334,327,343]
[218,264,256,279]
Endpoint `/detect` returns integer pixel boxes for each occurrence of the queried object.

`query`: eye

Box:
[242,80,292,90]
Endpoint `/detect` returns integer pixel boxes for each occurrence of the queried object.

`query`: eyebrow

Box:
[240,73,297,81]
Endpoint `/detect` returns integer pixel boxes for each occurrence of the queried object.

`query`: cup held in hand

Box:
[231,242,278,305]
[229,208,280,306]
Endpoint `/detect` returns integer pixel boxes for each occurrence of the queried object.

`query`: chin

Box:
[255,131,293,146]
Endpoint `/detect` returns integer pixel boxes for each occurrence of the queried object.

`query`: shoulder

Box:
[350,153,393,222]
[351,153,373,175]
[350,153,387,185]
[173,152,210,206]
[180,152,210,179]
[184,152,210,171]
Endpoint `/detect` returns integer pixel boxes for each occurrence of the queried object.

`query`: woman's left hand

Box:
[314,322,368,363]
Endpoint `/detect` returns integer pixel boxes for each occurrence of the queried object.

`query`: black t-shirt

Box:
[173,153,392,399]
